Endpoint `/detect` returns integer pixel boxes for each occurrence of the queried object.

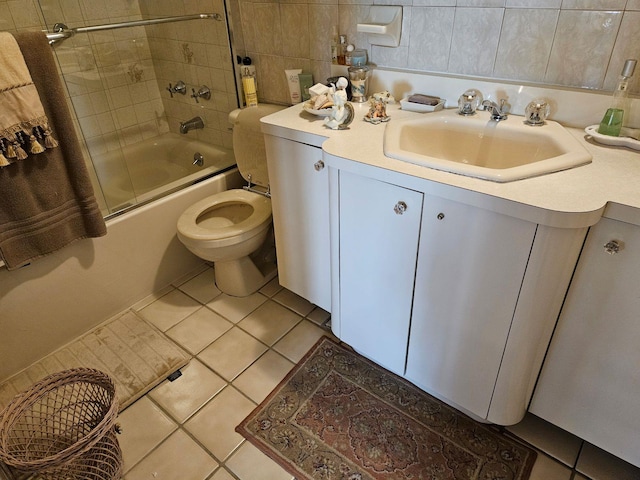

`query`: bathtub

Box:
[91,133,236,214]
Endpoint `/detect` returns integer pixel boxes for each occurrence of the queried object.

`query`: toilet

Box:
[177,104,285,297]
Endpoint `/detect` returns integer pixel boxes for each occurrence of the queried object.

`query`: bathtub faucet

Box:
[180,116,204,134]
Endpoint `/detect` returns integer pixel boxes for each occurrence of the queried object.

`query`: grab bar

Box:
[46,13,223,45]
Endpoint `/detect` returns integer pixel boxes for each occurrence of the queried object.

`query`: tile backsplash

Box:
[234,0,640,106]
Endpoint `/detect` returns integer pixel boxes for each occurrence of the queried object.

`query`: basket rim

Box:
[0,368,119,469]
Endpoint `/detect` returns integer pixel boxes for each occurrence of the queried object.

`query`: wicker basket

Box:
[0,368,122,480]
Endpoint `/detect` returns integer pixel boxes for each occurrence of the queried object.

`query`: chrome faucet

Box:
[482,99,509,121]
[179,116,204,134]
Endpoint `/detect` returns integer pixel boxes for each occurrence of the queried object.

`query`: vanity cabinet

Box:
[338,171,423,375]
[530,216,640,468]
[405,195,535,419]
[328,159,584,424]
[264,135,331,311]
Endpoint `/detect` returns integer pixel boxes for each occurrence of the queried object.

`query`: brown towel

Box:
[0,32,106,270]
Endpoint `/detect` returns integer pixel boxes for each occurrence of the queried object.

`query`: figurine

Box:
[324,93,354,130]
[364,97,390,124]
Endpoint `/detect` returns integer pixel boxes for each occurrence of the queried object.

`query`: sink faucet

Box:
[179,116,204,134]
[481,99,508,121]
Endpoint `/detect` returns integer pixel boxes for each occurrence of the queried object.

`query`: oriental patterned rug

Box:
[237,337,536,480]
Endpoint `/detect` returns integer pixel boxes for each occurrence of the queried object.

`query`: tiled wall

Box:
[139,0,237,149]
[235,0,640,105]
[0,0,236,154]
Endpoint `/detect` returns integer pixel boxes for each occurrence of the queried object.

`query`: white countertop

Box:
[261,102,640,228]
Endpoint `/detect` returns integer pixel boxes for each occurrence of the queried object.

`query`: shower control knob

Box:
[394,201,407,215]
[604,239,622,255]
[314,160,325,171]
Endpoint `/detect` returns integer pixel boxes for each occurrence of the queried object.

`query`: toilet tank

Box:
[229,104,286,187]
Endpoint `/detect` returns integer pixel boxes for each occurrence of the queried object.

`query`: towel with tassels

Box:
[0,31,58,166]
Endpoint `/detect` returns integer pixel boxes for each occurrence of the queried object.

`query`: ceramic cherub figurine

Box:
[324,91,354,130]
[364,97,391,124]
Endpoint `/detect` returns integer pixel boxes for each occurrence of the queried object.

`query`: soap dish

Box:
[400,96,445,113]
[584,125,640,152]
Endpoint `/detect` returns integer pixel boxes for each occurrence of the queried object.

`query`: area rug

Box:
[237,336,537,480]
[0,309,189,412]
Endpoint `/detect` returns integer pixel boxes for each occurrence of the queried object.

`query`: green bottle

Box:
[599,59,636,137]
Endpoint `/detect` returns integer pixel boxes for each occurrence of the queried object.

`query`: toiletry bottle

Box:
[331,26,339,65]
[337,35,347,65]
[598,59,637,137]
[241,57,258,107]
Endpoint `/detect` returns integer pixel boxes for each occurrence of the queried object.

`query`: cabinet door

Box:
[265,136,331,311]
[338,171,423,375]
[406,196,535,420]
[530,218,640,468]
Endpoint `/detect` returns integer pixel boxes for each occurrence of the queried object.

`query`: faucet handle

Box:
[457,89,482,116]
[524,99,550,126]
[191,85,211,103]
[166,81,187,98]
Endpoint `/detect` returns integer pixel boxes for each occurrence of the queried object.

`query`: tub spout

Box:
[180,116,204,134]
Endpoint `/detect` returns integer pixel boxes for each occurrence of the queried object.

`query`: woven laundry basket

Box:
[0,368,122,480]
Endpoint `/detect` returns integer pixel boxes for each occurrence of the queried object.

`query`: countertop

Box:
[261,102,640,228]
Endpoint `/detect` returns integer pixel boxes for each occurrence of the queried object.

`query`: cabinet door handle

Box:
[394,201,407,215]
[604,240,623,254]
[314,160,325,171]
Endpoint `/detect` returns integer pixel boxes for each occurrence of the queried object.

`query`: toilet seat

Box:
[177,189,272,247]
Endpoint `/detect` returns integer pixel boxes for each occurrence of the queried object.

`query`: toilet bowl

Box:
[177,104,285,297]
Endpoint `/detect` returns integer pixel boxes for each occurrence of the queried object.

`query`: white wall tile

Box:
[457,0,506,6]
[545,10,622,89]
[603,11,640,92]
[407,7,455,72]
[560,0,626,9]
[448,7,504,76]
[494,8,558,82]
[506,0,561,7]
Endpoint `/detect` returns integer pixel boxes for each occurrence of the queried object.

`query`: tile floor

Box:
[47,265,640,480]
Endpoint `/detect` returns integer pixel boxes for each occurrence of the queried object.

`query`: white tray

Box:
[584,125,640,152]
[400,96,445,113]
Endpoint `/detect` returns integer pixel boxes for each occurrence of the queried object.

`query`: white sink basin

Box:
[383,109,592,182]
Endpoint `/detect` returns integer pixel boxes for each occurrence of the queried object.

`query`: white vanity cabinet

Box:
[405,195,535,419]
[264,135,331,311]
[530,216,640,468]
[337,170,423,376]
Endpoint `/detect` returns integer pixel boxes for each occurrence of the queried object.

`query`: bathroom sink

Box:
[383,109,592,182]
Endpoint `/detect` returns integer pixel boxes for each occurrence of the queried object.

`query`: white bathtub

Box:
[92,133,236,213]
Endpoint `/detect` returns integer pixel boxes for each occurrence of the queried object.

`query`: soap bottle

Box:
[331,26,339,65]
[598,59,637,136]
[241,57,258,107]
[337,35,347,65]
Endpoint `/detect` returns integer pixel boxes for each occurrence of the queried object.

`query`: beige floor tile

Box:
[576,443,640,480]
[137,289,202,332]
[118,397,178,472]
[259,276,283,297]
[237,300,302,346]
[125,429,218,480]
[529,453,573,480]
[197,327,268,380]
[149,360,227,423]
[306,306,331,326]
[206,292,268,323]
[226,442,295,480]
[273,288,315,316]
[184,386,256,462]
[210,468,237,480]
[233,350,294,403]
[176,267,221,304]
[166,307,233,354]
[506,413,582,466]
[273,320,330,362]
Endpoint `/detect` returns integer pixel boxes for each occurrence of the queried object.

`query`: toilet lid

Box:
[232,104,286,187]
[178,190,272,241]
